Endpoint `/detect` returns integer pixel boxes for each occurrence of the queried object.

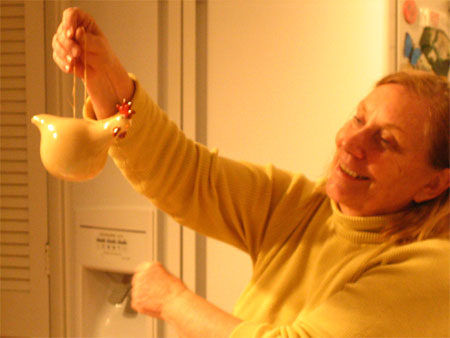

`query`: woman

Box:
[53,8,449,338]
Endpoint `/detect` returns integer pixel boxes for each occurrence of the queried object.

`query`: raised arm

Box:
[52,7,300,257]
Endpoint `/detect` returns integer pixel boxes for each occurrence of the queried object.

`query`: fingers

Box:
[131,261,159,316]
[132,261,162,292]
[134,261,153,275]
[61,7,94,40]
[75,26,105,54]
[52,7,104,75]
[61,7,79,38]
[52,33,71,73]
[60,7,86,57]
[52,10,81,73]
[132,261,156,293]
[131,261,185,318]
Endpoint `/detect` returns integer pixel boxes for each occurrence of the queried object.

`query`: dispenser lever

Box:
[108,283,131,305]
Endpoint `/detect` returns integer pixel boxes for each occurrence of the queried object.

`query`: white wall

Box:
[204,0,395,312]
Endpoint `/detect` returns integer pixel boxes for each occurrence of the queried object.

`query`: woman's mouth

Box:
[339,163,370,180]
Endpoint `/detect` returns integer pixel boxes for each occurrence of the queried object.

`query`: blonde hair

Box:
[375,70,449,244]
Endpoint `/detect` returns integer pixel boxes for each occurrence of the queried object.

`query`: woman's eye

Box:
[378,133,397,149]
[353,115,363,125]
[380,137,391,145]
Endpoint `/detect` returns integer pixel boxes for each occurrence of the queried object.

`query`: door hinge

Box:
[45,243,51,276]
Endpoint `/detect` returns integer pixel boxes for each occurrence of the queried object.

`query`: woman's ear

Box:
[413,168,450,203]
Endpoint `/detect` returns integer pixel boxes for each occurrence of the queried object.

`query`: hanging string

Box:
[72,27,88,119]
[83,27,87,103]
[72,62,76,118]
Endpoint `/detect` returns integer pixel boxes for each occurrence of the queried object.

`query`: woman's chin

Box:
[325,178,360,213]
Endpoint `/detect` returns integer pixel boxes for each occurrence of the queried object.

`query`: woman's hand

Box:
[52,7,134,119]
[131,261,241,338]
[131,261,187,319]
[52,7,105,78]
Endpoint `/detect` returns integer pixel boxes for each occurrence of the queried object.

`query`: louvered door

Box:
[0,1,49,336]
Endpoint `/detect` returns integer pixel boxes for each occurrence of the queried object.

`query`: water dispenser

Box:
[73,206,156,337]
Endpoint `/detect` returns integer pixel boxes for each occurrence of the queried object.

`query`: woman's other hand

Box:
[131,261,187,319]
[131,261,241,338]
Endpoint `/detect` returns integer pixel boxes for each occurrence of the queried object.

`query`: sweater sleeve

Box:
[91,77,302,258]
[230,240,450,338]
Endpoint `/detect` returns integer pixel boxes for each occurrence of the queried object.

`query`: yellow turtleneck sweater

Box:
[87,78,449,337]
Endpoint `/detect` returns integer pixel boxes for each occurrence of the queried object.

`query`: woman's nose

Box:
[340,129,367,160]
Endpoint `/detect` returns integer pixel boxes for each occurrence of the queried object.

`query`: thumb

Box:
[134,261,152,274]
[75,26,105,54]
[63,7,102,40]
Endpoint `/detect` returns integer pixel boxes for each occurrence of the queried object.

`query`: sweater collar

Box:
[330,200,399,244]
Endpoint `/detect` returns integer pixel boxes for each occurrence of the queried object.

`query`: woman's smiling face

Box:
[326,83,440,216]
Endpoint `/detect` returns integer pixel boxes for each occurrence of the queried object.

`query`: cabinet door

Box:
[0,1,49,336]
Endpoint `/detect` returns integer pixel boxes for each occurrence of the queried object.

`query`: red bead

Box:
[116,99,135,119]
